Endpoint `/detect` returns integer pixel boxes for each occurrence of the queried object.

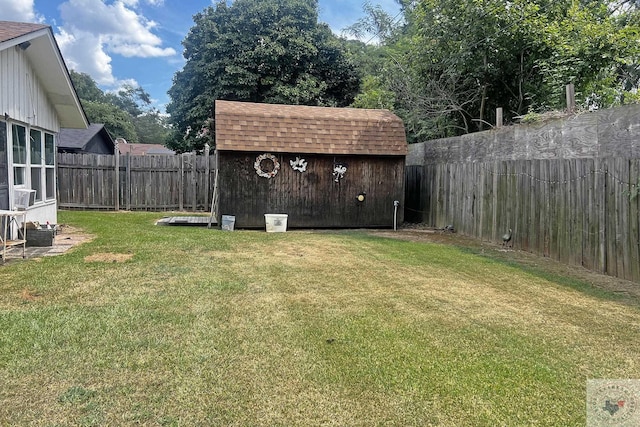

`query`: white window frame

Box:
[44,133,55,200]
[11,124,27,187]
[9,123,56,205]
[30,128,43,202]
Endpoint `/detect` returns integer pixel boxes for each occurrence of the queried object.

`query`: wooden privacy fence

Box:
[405,158,640,282]
[57,152,216,211]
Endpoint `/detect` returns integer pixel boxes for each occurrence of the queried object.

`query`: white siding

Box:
[1,45,60,225]
[0,46,59,132]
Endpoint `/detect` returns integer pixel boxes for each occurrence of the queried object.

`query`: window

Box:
[45,133,55,165]
[30,130,42,164]
[10,125,56,203]
[30,129,43,201]
[12,124,26,185]
[46,168,55,200]
[45,133,55,200]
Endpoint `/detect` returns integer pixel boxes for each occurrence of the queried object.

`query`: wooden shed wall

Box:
[217,152,405,228]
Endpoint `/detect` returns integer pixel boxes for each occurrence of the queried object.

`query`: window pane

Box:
[45,134,55,165]
[14,167,25,185]
[46,168,55,200]
[30,129,42,164]
[12,124,26,164]
[31,167,42,201]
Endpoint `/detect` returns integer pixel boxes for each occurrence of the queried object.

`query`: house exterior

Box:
[0,21,88,225]
[214,100,408,228]
[58,123,114,154]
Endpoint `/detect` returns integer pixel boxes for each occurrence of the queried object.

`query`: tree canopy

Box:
[166,0,361,152]
[70,70,171,144]
[348,0,640,142]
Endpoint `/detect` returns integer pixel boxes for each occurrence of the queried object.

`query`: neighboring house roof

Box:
[0,21,88,128]
[58,123,113,152]
[215,100,408,156]
[117,143,175,155]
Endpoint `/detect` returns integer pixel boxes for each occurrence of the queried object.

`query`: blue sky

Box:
[0,0,400,112]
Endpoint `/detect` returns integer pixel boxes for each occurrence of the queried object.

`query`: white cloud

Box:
[0,0,44,22]
[54,0,176,86]
[55,27,116,85]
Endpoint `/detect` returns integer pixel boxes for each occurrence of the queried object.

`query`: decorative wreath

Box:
[254,153,280,178]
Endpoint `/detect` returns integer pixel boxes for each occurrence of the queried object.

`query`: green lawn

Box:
[1,211,638,426]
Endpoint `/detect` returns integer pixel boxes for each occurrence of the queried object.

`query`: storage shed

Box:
[214,100,407,228]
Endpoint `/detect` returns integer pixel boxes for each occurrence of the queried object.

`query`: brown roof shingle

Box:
[215,100,407,156]
[0,21,49,44]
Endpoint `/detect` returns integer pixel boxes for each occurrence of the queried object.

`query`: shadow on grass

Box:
[459,246,640,309]
[350,230,640,310]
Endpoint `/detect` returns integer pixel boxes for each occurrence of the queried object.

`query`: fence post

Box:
[179,153,184,211]
[566,83,576,113]
[126,152,131,211]
[598,160,607,273]
[204,144,210,211]
[114,142,120,211]
[191,151,197,211]
[496,108,503,129]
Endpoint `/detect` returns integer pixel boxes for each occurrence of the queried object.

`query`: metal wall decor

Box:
[290,156,308,172]
[333,164,347,182]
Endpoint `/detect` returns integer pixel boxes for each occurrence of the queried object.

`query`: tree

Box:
[166,0,361,152]
[82,100,139,142]
[70,70,170,144]
[70,70,104,103]
[347,0,640,142]
[133,110,172,144]
[350,75,395,110]
[104,84,152,117]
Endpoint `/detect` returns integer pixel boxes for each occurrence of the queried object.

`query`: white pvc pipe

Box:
[393,200,399,231]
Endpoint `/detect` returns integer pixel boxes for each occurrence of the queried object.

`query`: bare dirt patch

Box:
[55,224,94,246]
[368,226,640,303]
[20,288,42,302]
[84,253,133,263]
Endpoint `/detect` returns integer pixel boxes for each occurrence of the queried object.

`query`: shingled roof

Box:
[215,100,407,156]
[58,123,111,151]
[0,21,48,43]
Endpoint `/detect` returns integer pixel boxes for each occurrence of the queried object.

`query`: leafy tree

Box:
[104,84,152,117]
[346,0,640,142]
[351,75,395,110]
[70,70,170,144]
[133,110,172,144]
[342,1,405,45]
[70,70,104,103]
[81,100,139,142]
[166,0,361,152]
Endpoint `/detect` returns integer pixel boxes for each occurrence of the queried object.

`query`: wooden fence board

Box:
[621,158,633,280]
[630,160,640,282]
[405,104,640,283]
[57,153,216,212]
[406,156,640,283]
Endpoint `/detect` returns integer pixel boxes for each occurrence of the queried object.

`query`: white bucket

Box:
[264,214,288,232]
[221,215,235,231]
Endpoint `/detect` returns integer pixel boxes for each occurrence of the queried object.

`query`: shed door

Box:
[0,121,8,210]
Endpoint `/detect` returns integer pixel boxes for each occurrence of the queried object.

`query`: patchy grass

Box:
[0,211,639,426]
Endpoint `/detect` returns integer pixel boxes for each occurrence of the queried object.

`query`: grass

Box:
[1,211,639,426]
